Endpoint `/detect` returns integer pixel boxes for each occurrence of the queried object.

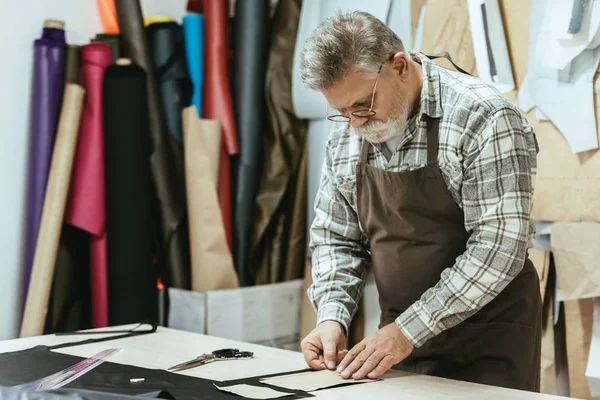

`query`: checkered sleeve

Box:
[395,107,537,347]
[308,140,369,335]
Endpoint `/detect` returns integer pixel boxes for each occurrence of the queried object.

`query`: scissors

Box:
[168,348,254,372]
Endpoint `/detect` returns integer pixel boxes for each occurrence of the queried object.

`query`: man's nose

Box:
[350,116,368,129]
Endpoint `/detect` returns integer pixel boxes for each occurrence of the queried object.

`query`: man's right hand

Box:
[301,320,347,371]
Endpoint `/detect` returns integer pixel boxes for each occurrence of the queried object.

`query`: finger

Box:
[337,342,366,372]
[337,349,348,364]
[322,337,339,370]
[367,355,395,379]
[351,350,385,380]
[304,342,326,370]
[339,346,374,379]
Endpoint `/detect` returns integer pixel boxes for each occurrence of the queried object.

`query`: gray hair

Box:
[299,11,405,90]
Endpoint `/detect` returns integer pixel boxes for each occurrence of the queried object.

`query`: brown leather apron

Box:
[356,116,542,392]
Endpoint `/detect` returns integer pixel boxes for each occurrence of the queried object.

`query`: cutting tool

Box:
[168,348,254,372]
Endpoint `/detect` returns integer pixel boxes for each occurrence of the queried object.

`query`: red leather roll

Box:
[197,0,239,250]
[64,42,113,329]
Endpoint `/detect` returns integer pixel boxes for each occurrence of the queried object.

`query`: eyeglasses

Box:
[326,64,383,123]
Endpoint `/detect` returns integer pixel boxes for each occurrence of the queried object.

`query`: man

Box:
[299,11,542,392]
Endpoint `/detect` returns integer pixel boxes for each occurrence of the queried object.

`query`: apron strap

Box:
[425,117,441,166]
[424,51,472,76]
[359,138,370,165]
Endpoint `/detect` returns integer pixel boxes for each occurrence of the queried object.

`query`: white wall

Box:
[0,0,187,340]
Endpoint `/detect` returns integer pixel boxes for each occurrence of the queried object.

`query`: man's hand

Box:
[301,320,347,370]
[337,322,414,380]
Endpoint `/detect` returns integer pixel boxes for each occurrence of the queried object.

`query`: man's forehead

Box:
[323,73,375,110]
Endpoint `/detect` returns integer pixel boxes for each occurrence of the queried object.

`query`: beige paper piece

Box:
[420,0,477,75]
[198,117,221,187]
[20,84,85,338]
[530,113,600,223]
[260,369,376,392]
[411,0,427,45]
[564,299,594,400]
[529,248,551,303]
[213,384,293,399]
[551,222,600,301]
[182,106,239,292]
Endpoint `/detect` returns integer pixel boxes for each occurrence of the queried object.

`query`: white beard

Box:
[353,100,411,144]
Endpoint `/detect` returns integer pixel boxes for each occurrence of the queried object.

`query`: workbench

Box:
[0,324,573,399]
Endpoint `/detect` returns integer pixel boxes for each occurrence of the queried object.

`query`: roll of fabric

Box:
[97,0,119,33]
[22,21,67,315]
[231,0,270,286]
[20,84,85,338]
[52,224,92,333]
[92,33,120,59]
[182,14,204,118]
[147,21,193,143]
[64,42,113,329]
[64,45,81,85]
[103,61,157,325]
[145,15,174,26]
[182,106,239,292]
[251,0,308,284]
[115,0,191,290]
[202,0,240,251]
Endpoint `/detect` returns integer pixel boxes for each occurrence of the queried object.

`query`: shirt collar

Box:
[411,51,443,120]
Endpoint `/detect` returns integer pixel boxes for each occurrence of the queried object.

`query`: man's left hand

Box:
[337,322,414,380]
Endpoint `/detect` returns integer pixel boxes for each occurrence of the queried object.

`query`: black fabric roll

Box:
[64,45,81,85]
[103,63,157,325]
[115,0,191,290]
[147,22,193,143]
[232,0,271,286]
[52,225,92,333]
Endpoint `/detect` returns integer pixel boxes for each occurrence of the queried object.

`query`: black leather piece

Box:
[147,22,193,143]
[231,0,271,286]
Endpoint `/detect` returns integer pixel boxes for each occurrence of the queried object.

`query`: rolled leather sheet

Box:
[115,0,191,290]
[147,21,193,142]
[182,106,239,292]
[22,24,66,316]
[232,0,270,286]
[251,0,308,284]
[20,84,85,338]
[64,45,81,84]
[182,14,204,117]
[201,0,240,251]
[145,15,174,26]
[201,0,239,154]
[64,42,113,329]
[97,0,119,33]
[103,62,157,325]
[92,33,121,59]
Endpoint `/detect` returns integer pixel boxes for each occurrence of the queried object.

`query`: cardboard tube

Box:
[20,84,85,338]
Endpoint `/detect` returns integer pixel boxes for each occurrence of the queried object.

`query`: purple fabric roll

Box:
[21,27,67,316]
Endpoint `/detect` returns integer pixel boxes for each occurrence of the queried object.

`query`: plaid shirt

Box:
[308,53,538,347]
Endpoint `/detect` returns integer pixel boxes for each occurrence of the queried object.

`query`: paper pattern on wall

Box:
[467,0,515,92]
[517,0,600,153]
[551,222,600,301]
